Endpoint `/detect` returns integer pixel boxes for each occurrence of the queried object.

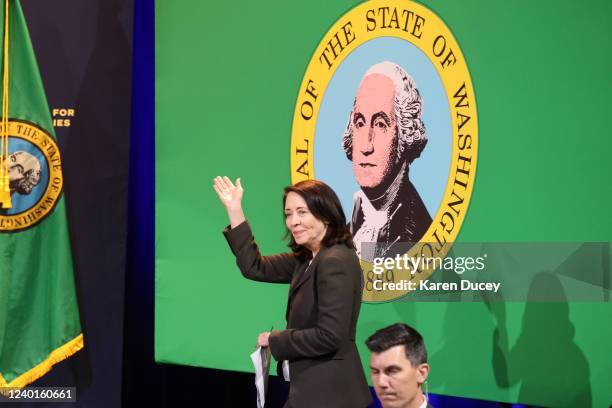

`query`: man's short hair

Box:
[365,323,427,367]
[343,61,427,165]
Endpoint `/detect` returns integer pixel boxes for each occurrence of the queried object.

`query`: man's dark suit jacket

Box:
[224,221,372,408]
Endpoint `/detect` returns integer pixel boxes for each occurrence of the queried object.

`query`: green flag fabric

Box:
[155,0,612,407]
[0,0,82,389]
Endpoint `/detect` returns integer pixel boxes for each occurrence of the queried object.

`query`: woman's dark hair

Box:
[283,179,355,261]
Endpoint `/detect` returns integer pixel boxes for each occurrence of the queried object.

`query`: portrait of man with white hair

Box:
[342,61,431,258]
[8,150,42,195]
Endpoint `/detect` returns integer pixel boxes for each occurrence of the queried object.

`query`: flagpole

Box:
[0,0,10,209]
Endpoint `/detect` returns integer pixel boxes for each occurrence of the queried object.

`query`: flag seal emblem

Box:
[289,0,478,301]
[0,119,63,232]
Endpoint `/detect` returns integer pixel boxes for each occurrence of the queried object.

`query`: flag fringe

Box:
[0,333,84,393]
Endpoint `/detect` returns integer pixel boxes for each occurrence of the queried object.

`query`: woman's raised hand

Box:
[213,176,243,209]
[213,176,246,228]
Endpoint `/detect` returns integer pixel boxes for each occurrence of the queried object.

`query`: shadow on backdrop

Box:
[491,271,591,407]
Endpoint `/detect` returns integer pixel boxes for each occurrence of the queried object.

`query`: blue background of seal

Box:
[314,36,452,219]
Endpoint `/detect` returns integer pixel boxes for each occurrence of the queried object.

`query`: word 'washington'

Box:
[373,254,486,275]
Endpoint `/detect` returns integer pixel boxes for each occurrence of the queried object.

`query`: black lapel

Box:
[289,261,309,296]
[288,247,327,298]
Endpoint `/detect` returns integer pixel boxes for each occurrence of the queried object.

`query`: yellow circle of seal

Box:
[290,0,478,302]
[0,120,63,232]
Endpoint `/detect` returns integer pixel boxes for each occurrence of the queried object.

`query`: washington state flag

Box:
[0,0,82,389]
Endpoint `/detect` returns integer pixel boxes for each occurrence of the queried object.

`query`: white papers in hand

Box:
[250,346,271,408]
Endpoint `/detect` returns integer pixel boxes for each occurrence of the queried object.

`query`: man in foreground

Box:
[366,323,432,408]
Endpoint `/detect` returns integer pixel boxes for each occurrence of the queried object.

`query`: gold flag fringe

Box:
[0,333,84,394]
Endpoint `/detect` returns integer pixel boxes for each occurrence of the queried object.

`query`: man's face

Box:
[8,155,25,182]
[370,345,429,408]
[351,73,399,189]
[7,152,41,195]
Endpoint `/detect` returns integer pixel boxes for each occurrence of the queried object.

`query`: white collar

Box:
[354,190,388,229]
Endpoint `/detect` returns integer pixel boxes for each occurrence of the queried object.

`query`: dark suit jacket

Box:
[224,221,372,408]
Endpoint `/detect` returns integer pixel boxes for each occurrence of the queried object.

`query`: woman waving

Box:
[214,177,371,408]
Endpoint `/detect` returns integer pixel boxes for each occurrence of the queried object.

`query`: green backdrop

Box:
[155,1,612,406]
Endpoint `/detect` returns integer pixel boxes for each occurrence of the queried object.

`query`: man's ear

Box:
[416,363,430,384]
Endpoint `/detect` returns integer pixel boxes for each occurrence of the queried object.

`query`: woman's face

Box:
[284,192,327,254]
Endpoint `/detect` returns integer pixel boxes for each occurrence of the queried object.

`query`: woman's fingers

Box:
[214,178,224,196]
[214,176,223,191]
[213,176,243,203]
[212,183,225,199]
[214,177,231,197]
[256,332,270,347]
[222,176,234,190]
[213,176,242,201]
[215,176,231,192]
[213,183,229,201]
[215,176,242,194]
